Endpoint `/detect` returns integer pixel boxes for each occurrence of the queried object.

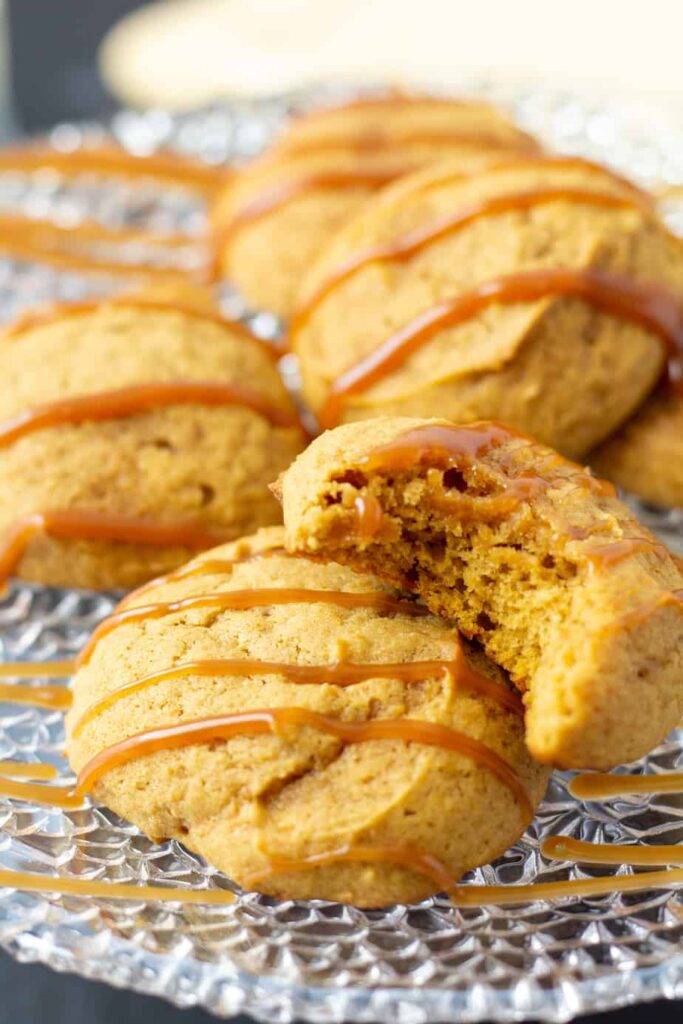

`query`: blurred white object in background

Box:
[100,0,683,109]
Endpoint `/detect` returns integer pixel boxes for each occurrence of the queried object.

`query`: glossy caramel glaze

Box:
[0,381,301,449]
[291,185,654,335]
[0,212,206,282]
[0,143,228,195]
[76,587,430,667]
[318,270,683,427]
[542,835,683,866]
[0,511,232,590]
[244,843,456,892]
[0,661,74,678]
[3,296,275,356]
[0,869,237,904]
[0,681,71,710]
[357,422,614,498]
[71,652,523,740]
[570,770,683,799]
[217,168,409,245]
[75,707,534,819]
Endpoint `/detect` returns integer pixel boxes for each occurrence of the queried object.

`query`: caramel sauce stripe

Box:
[74,706,534,819]
[291,185,654,336]
[77,587,431,666]
[0,143,228,195]
[2,297,277,358]
[71,652,523,739]
[0,510,234,589]
[570,770,683,799]
[0,380,301,449]
[318,269,683,427]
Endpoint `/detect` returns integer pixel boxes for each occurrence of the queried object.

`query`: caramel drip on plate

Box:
[2,295,273,355]
[218,168,409,245]
[0,381,300,447]
[0,661,74,678]
[72,653,522,739]
[0,777,80,809]
[449,868,683,906]
[0,511,231,587]
[585,537,671,570]
[542,835,683,866]
[319,269,683,427]
[0,213,206,282]
[0,869,236,904]
[0,681,71,711]
[76,587,430,667]
[291,187,651,335]
[0,143,227,195]
[244,843,456,892]
[0,760,79,810]
[0,761,58,779]
[75,708,533,818]
[570,771,683,799]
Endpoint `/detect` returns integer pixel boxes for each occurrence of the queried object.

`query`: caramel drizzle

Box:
[542,835,683,866]
[280,129,539,158]
[448,867,683,906]
[74,707,533,818]
[0,661,73,678]
[0,213,206,282]
[405,155,654,208]
[291,186,652,335]
[570,771,683,799]
[585,537,672,570]
[72,653,522,740]
[121,546,289,605]
[0,381,301,448]
[2,295,275,357]
[0,776,80,809]
[355,421,613,502]
[354,494,386,539]
[318,268,683,427]
[0,143,227,195]
[76,587,429,667]
[217,168,410,246]
[0,511,232,588]
[244,843,456,892]
[0,869,236,904]
[0,681,71,711]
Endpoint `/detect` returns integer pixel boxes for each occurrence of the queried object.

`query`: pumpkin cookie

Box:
[291,156,683,457]
[0,288,304,590]
[212,94,538,317]
[591,391,683,509]
[279,417,683,770]
[66,526,549,907]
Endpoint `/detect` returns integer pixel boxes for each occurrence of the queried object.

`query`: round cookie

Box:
[279,417,683,770]
[291,157,683,458]
[66,526,549,907]
[0,290,304,590]
[590,390,683,509]
[212,94,539,318]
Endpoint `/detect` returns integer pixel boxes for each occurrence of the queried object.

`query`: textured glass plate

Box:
[0,81,681,1024]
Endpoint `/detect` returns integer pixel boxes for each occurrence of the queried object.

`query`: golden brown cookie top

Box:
[66,525,548,905]
[290,157,683,422]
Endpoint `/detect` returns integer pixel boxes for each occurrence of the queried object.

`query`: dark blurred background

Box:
[0,2,681,1022]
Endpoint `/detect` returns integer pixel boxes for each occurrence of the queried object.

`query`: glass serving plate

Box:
[0,81,681,1024]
